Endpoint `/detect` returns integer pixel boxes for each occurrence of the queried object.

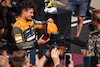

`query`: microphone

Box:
[50,34,87,47]
[65,37,87,47]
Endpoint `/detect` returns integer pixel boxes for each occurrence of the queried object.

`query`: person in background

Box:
[81,9,100,67]
[65,0,88,37]
[0,0,16,46]
[10,50,50,67]
[0,55,10,67]
[9,50,31,67]
[0,46,8,56]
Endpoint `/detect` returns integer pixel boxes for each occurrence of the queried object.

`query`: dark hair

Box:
[0,46,8,53]
[18,0,37,15]
[56,63,66,67]
[74,64,83,67]
[44,58,54,67]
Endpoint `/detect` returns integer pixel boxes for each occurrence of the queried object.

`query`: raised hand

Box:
[37,35,50,45]
[51,47,60,67]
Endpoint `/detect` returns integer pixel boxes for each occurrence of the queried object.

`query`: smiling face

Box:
[22,8,34,20]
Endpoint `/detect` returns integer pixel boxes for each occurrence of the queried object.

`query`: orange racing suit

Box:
[12,16,47,50]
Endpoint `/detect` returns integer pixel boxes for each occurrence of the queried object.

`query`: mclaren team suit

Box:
[12,16,46,50]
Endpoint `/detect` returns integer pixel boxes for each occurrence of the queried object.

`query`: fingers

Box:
[58,50,60,55]
[47,18,54,23]
[81,49,91,56]
[81,49,86,56]
[51,48,54,55]
[54,47,57,54]
[85,52,91,56]
[45,38,50,43]
[55,48,60,56]
[38,34,50,45]
[51,47,60,56]
[41,34,50,43]
[68,59,74,67]
[51,47,60,67]
[40,35,44,39]
[45,50,50,57]
[35,54,39,60]
[97,64,100,67]
[51,48,57,55]
[69,59,73,64]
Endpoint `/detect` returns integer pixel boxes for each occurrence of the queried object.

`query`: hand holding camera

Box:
[51,48,74,67]
[37,34,50,45]
[64,53,72,67]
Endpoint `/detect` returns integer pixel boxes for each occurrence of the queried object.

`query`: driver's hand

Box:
[37,35,50,45]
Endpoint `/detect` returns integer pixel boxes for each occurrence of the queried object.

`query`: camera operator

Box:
[81,9,100,67]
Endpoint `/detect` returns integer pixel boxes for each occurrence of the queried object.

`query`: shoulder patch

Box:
[14,33,22,43]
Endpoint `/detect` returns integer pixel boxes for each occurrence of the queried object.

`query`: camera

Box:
[45,33,69,56]
[46,33,67,50]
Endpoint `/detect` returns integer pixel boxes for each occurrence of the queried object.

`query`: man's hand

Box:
[81,49,91,56]
[68,59,74,67]
[37,35,50,45]
[35,54,41,67]
[51,47,60,67]
[35,54,47,67]
[45,50,50,58]
[46,18,54,23]
[0,28,5,34]
[97,64,100,67]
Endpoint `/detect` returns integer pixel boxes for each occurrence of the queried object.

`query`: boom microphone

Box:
[50,34,87,47]
[65,36,87,47]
